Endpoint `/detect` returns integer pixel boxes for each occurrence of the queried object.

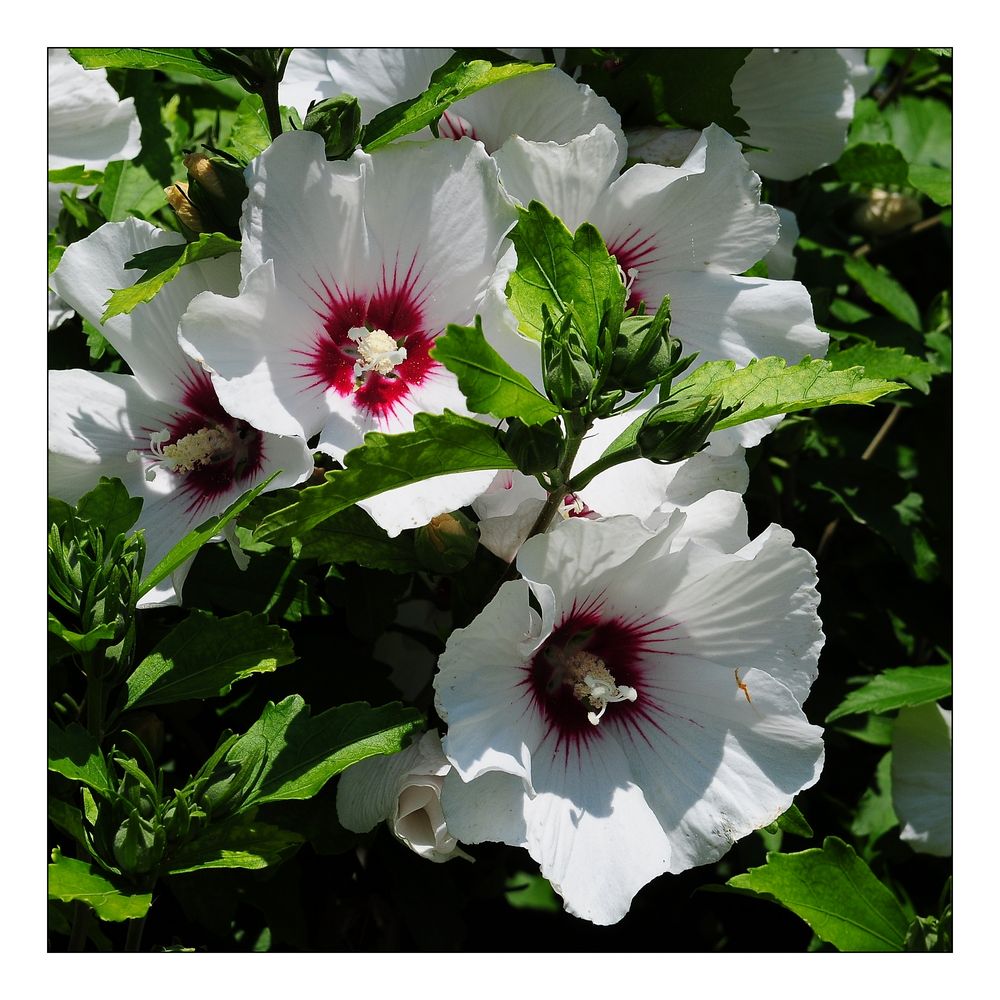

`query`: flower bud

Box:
[112,809,165,876]
[853,188,922,236]
[502,417,565,476]
[336,731,472,863]
[541,305,595,410]
[636,394,729,465]
[607,295,693,393]
[182,149,249,239]
[303,95,363,160]
[414,511,479,573]
[164,182,205,235]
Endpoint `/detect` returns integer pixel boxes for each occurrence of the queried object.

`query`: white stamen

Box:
[555,649,639,726]
[625,266,640,296]
[581,673,638,725]
[348,326,407,380]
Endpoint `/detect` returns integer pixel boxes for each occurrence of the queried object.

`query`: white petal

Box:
[48,290,74,331]
[180,260,331,440]
[436,580,548,787]
[358,469,498,538]
[443,68,625,161]
[619,660,824,873]
[592,125,779,277]
[653,270,828,367]
[652,489,750,553]
[892,703,952,856]
[492,125,623,232]
[653,525,823,705]
[48,49,141,170]
[50,218,239,404]
[766,207,800,280]
[733,48,855,181]
[626,127,701,168]
[838,48,877,99]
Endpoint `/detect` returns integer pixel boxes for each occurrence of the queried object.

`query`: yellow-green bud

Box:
[414,512,479,573]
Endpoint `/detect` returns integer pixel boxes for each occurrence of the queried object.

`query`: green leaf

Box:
[361,56,548,150]
[843,257,922,330]
[670,356,906,431]
[101,232,241,321]
[431,319,560,425]
[124,611,296,711]
[728,836,910,951]
[506,201,625,352]
[48,798,89,851]
[47,615,118,654]
[826,665,952,722]
[505,873,560,911]
[226,94,301,163]
[224,696,422,808]
[48,721,112,796]
[774,803,814,839]
[164,814,304,874]
[48,849,152,922]
[829,343,936,394]
[832,712,896,747]
[48,236,67,276]
[255,412,514,544]
[137,472,279,598]
[884,96,951,169]
[75,476,143,539]
[69,47,229,80]
[836,143,910,187]
[908,164,952,206]
[851,752,898,842]
[48,165,105,186]
[295,507,422,573]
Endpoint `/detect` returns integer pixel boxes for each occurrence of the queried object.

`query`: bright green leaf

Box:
[101,232,241,321]
[728,836,910,951]
[829,343,936,394]
[48,848,152,922]
[164,814,304,874]
[670,356,906,430]
[884,96,951,169]
[774,803,814,839]
[226,94,301,163]
[254,412,514,544]
[48,721,112,796]
[836,143,910,187]
[75,476,143,539]
[229,696,422,807]
[826,665,952,722]
[843,257,922,330]
[506,201,625,352]
[47,615,118,654]
[361,56,548,150]
[908,164,952,206]
[124,611,296,710]
[48,166,105,186]
[69,47,229,80]
[137,472,279,598]
[851,751,898,842]
[505,873,560,911]
[431,319,559,425]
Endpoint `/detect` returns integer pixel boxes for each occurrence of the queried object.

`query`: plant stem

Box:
[125,915,147,953]
[68,902,90,952]
[259,77,284,143]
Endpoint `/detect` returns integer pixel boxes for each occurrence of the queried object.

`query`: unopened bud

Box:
[607,295,693,393]
[303,95,363,160]
[165,182,205,234]
[854,188,922,236]
[113,809,165,875]
[414,512,479,573]
[636,395,729,465]
[503,417,564,476]
[184,152,225,198]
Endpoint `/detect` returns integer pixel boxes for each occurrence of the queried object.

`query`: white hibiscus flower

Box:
[48,48,142,229]
[178,131,518,536]
[628,48,876,182]
[48,219,313,607]
[891,702,952,857]
[337,730,471,863]
[434,498,825,924]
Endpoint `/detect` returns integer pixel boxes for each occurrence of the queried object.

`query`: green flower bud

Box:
[303,95,363,160]
[607,296,695,394]
[181,150,250,240]
[503,417,565,476]
[414,511,479,573]
[636,395,729,465]
[113,809,165,876]
[541,305,595,410]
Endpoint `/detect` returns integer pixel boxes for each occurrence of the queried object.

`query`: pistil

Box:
[348,326,407,381]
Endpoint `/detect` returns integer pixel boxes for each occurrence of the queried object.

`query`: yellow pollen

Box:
[160,426,234,474]
[348,326,407,378]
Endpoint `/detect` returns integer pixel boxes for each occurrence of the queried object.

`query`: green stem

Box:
[125,914,147,953]
[68,902,90,952]
[84,653,105,745]
[566,445,641,494]
[259,77,284,143]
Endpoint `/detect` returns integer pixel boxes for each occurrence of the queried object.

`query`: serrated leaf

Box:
[728,836,910,951]
[75,476,143,539]
[506,201,625,352]
[228,695,422,807]
[844,257,922,330]
[137,472,279,598]
[836,143,910,187]
[908,164,952,206]
[226,94,301,163]
[829,343,936,394]
[69,47,228,80]
[255,412,514,544]
[826,665,952,722]
[361,55,548,151]
[48,721,112,796]
[48,166,105,186]
[884,96,951,170]
[102,232,241,321]
[431,319,559,425]
[295,506,422,573]
[124,611,296,711]
[670,356,906,430]
[164,815,304,874]
[48,849,152,922]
